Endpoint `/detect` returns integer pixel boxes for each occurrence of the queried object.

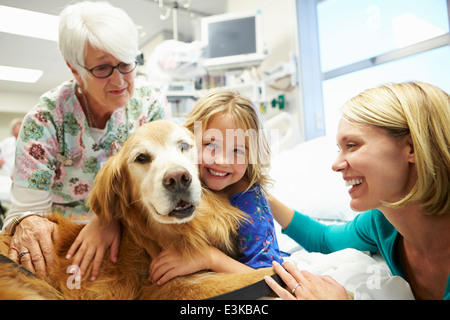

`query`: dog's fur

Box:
[0,120,274,299]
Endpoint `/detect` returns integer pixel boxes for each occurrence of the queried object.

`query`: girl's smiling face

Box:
[332,118,416,212]
[198,114,249,196]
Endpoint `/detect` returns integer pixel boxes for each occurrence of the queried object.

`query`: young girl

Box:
[149,88,287,285]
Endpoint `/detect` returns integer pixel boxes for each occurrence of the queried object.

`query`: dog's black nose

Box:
[163,167,192,191]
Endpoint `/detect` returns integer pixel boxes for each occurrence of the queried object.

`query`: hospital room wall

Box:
[0,91,36,141]
[0,0,306,142]
[139,0,306,140]
[227,0,305,141]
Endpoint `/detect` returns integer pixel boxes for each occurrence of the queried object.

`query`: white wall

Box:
[0,91,38,141]
[227,0,304,140]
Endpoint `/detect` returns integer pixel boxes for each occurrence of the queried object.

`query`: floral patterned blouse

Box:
[13,80,166,220]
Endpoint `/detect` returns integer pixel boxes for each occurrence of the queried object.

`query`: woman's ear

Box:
[66,61,83,87]
[406,133,416,164]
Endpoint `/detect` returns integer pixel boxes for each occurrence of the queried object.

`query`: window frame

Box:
[295,0,450,139]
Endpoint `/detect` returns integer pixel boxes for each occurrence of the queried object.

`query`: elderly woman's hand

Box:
[265,261,349,300]
[9,215,57,277]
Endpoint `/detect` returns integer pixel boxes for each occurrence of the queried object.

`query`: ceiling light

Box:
[0,5,59,41]
[0,65,43,83]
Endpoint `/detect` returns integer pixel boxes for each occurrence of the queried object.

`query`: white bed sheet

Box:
[283,248,414,300]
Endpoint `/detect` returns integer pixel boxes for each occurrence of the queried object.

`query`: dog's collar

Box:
[0,254,39,279]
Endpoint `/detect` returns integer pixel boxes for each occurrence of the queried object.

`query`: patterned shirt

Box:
[230,184,286,268]
[13,80,166,220]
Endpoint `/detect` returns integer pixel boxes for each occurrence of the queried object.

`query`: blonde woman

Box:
[266,82,450,300]
[150,89,288,285]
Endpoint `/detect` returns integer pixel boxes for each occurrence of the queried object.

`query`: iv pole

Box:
[171,2,179,41]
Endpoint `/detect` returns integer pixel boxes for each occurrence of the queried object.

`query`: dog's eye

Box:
[180,142,191,152]
[135,153,151,164]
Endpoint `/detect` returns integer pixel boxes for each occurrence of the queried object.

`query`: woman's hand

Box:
[9,215,57,277]
[149,249,210,286]
[66,215,121,281]
[265,261,349,300]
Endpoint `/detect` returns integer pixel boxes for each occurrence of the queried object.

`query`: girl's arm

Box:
[149,246,252,285]
[267,194,295,230]
[269,194,381,254]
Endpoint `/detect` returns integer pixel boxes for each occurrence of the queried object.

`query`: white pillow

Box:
[269,135,357,222]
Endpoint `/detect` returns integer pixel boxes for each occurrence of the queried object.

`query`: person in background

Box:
[0,117,22,178]
[265,82,450,300]
[0,117,23,222]
[1,1,166,281]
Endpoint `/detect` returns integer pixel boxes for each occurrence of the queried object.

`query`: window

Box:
[318,0,448,72]
[323,46,450,134]
[296,0,450,138]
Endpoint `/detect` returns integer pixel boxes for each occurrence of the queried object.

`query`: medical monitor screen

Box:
[207,16,257,59]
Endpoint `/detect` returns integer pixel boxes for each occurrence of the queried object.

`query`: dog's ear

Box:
[89,153,130,226]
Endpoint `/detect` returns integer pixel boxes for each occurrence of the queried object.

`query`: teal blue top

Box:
[283,209,450,300]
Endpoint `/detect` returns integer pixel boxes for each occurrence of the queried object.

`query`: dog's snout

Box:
[163,167,192,191]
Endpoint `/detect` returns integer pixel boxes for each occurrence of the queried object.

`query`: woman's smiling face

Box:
[332,118,416,212]
[75,44,135,113]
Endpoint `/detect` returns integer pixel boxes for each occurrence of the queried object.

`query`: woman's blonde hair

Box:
[184,88,272,193]
[342,81,450,216]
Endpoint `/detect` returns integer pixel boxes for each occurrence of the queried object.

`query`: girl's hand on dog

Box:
[149,249,210,285]
[66,215,121,281]
[150,246,253,285]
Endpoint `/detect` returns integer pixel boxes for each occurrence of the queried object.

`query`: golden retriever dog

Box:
[0,120,274,299]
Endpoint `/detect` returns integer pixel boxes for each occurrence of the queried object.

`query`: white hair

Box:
[58,1,138,83]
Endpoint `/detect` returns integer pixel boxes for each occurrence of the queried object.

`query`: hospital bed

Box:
[264,112,414,299]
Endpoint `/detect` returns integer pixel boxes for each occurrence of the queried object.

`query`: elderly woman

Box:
[266,82,450,300]
[2,2,166,280]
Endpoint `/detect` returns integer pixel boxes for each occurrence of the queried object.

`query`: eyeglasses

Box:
[79,61,137,79]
